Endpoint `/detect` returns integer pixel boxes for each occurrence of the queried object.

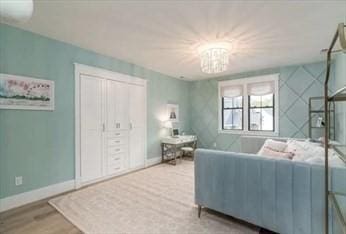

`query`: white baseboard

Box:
[146,157,161,167]
[0,180,75,212]
[0,158,160,212]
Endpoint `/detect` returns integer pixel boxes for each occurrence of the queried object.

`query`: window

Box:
[218,74,279,136]
[222,96,243,130]
[249,94,274,131]
[221,84,243,130]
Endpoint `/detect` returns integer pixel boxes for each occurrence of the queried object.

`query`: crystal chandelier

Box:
[198,42,230,74]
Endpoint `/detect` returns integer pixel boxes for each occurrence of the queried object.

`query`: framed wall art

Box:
[0,73,54,110]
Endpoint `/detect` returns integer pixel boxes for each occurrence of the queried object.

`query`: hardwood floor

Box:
[0,195,276,234]
[0,198,81,234]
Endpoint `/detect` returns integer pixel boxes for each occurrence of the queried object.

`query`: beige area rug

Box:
[49,160,258,234]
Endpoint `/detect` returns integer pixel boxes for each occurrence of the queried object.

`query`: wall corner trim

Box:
[0,180,75,212]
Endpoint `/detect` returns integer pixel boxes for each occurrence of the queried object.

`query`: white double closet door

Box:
[80,74,146,184]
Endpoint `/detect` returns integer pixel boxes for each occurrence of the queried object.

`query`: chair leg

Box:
[198,205,202,218]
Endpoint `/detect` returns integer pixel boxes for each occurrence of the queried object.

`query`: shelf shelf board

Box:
[329,192,346,234]
[310,110,325,113]
[310,110,335,113]
[309,96,324,101]
[328,86,346,102]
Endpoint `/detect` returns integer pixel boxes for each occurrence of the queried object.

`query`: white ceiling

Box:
[3,0,346,80]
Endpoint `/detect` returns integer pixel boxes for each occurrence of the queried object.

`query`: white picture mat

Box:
[166,103,179,123]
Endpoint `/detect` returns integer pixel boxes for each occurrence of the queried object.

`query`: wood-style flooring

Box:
[0,198,81,234]
[0,196,276,234]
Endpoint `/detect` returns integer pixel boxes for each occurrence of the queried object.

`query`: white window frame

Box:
[218,74,279,136]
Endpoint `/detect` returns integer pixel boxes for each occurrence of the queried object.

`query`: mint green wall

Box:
[190,62,330,151]
[0,24,191,199]
[0,23,339,200]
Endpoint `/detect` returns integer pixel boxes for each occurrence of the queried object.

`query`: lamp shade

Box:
[169,111,176,120]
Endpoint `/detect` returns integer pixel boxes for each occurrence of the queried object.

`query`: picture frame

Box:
[0,73,55,111]
[166,103,179,123]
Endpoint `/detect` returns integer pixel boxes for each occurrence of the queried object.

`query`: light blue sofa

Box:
[194,148,346,234]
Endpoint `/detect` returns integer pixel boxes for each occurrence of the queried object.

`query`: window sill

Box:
[218,129,279,137]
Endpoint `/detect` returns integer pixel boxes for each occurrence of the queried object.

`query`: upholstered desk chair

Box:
[181,141,196,161]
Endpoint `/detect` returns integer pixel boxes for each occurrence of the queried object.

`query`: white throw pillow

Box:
[258,147,293,159]
[286,140,310,160]
[257,139,293,159]
[258,139,288,153]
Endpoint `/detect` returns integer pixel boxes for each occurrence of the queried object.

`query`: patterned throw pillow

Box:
[257,139,293,159]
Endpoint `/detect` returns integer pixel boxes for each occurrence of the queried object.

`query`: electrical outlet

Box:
[15,176,23,186]
[213,142,217,148]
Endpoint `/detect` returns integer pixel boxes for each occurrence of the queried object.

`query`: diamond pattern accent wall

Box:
[190,62,332,151]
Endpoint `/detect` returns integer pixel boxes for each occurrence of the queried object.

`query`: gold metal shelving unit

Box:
[323,22,346,234]
[308,96,335,140]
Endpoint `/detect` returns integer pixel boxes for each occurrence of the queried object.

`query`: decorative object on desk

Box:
[316,117,324,128]
[166,104,179,122]
[0,73,54,110]
[172,128,179,137]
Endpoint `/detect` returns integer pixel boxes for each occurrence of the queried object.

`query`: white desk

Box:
[161,135,197,165]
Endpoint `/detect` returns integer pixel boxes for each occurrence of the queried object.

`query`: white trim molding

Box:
[218,74,280,137]
[0,180,75,212]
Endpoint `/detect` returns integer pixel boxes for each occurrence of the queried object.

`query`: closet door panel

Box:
[80,75,103,182]
[129,130,144,168]
[129,84,146,169]
[106,80,117,131]
[129,84,145,128]
[114,82,129,130]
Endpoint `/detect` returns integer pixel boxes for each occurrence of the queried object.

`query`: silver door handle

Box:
[129,123,133,130]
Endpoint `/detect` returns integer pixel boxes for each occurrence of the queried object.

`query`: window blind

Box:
[221,85,243,98]
[247,81,275,96]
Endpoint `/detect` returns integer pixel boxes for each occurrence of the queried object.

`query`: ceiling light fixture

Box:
[197,42,231,74]
[0,0,33,23]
